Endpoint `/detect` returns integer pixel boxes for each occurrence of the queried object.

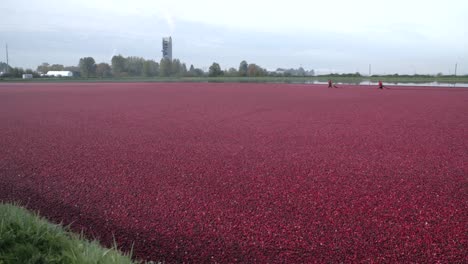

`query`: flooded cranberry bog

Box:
[0,82,466,262]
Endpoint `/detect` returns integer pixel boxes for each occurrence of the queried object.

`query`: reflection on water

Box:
[359,81,467,88]
[305,80,468,88]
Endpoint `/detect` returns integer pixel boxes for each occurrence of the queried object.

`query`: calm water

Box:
[306,80,468,88]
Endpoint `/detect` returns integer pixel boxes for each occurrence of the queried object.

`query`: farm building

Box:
[47,71,73,77]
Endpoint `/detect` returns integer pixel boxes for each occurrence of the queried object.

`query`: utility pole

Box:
[454,63,457,76]
[5,44,9,73]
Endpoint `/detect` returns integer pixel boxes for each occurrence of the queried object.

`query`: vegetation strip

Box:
[0,203,136,264]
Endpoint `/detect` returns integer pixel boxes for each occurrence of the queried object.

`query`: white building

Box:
[22,74,33,79]
[46,71,73,77]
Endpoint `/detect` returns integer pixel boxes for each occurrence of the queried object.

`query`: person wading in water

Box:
[378,80,385,89]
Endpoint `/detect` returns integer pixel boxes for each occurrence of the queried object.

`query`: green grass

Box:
[0,203,138,264]
[2,75,468,84]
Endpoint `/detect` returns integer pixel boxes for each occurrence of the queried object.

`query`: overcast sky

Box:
[1,0,467,74]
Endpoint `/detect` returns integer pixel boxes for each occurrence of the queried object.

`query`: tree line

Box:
[3,59,466,79]
[1,57,315,78]
[36,56,206,78]
[0,62,39,78]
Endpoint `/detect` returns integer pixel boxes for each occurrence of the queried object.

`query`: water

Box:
[305,80,468,88]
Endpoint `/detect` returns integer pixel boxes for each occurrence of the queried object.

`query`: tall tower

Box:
[162,37,172,61]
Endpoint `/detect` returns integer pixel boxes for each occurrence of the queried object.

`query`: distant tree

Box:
[268,71,279,77]
[63,66,81,76]
[0,62,12,74]
[193,68,205,77]
[209,62,223,77]
[64,66,81,77]
[186,64,196,77]
[152,60,160,76]
[111,55,126,77]
[23,68,39,77]
[297,67,306,77]
[239,60,248,77]
[225,67,238,77]
[9,67,25,78]
[172,59,182,76]
[125,57,145,76]
[247,64,267,77]
[181,63,188,77]
[96,63,112,78]
[79,57,97,78]
[143,60,159,77]
[159,58,172,77]
[142,61,151,77]
[49,64,65,71]
[36,63,50,74]
[247,64,256,77]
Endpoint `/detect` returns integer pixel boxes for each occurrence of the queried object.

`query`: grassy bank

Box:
[1,76,468,84]
[0,203,136,264]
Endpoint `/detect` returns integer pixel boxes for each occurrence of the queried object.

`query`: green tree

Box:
[246,64,267,77]
[181,63,188,77]
[143,60,159,77]
[36,63,50,74]
[194,68,205,77]
[10,67,25,78]
[226,67,238,77]
[79,57,97,78]
[186,64,196,77]
[64,66,81,77]
[23,69,39,77]
[0,62,12,74]
[297,67,306,77]
[209,62,223,77]
[171,59,182,76]
[50,64,65,71]
[111,55,126,77]
[125,57,145,76]
[96,63,112,78]
[239,60,248,77]
[159,58,172,77]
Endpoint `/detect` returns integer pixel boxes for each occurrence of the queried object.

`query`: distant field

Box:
[0,82,466,263]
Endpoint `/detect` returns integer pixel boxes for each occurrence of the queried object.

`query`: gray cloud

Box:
[1,0,467,74]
